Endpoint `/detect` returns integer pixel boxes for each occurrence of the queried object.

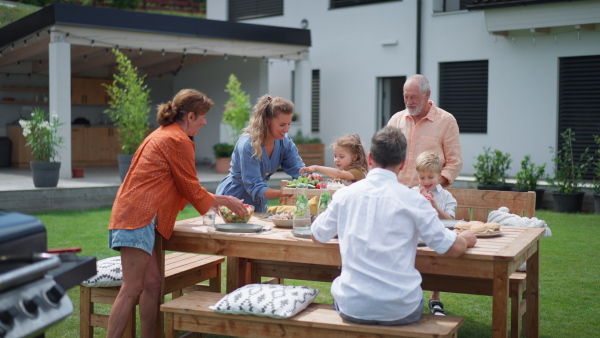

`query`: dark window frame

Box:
[558,54,600,180]
[330,0,401,10]
[439,60,489,134]
[311,69,321,133]
[228,0,283,21]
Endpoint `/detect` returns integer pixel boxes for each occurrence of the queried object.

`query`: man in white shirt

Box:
[311,126,476,325]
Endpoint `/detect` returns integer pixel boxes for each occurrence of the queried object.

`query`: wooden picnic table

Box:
[158,214,544,338]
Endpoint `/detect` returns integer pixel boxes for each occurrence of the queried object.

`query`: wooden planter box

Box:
[296,143,325,166]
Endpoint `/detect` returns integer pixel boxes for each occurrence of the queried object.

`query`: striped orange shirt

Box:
[108,123,215,239]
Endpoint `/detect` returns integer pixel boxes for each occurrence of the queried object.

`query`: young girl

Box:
[300,134,368,184]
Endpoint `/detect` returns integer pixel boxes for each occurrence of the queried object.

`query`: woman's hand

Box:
[213,195,248,218]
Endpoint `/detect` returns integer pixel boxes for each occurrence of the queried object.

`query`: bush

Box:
[547,128,593,194]
[515,155,546,191]
[473,147,511,186]
[213,142,235,159]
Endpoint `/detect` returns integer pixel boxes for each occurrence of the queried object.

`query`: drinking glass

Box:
[293,183,311,230]
[203,209,216,227]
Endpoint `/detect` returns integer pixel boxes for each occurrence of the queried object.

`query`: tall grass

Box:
[32,205,599,337]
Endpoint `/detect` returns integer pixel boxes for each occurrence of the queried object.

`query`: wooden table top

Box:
[171,214,545,265]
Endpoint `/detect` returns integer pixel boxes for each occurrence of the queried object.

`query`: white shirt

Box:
[312,168,457,321]
[411,184,457,218]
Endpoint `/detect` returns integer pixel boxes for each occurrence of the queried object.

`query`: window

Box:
[330,0,400,10]
[311,70,320,132]
[433,0,471,13]
[558,55,600,180]
[229,0,283,21]
[439,60,489,133]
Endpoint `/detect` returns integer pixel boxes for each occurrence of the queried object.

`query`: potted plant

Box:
[103,49,151,181]
[547,128,593,213]
[213,142,235,173]
[592,134,600,214]
[214,74,251,173]
[515,155,546,209]
[292,130,324,166]
[19,107,64,187]
[473,147,512,190]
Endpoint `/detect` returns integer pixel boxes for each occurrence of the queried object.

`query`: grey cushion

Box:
[209,284,319,319]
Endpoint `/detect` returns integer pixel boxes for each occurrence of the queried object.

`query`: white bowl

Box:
[270,218,293,228]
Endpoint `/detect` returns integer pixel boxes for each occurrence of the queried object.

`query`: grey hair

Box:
[406,74,430,94]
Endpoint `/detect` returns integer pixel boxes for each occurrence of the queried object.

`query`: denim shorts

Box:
[108,219,156,255]
[333,297,424,326]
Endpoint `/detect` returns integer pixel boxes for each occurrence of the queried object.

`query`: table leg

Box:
[492,262,509,338]
[225,257,250,293]
[525,242,540,337]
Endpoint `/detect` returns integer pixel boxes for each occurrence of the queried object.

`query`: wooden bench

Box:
[161,291,464,338]
[446,188,535,338]
[79,252,224,337]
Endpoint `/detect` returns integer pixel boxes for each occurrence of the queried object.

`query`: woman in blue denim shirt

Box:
[216,95,304,212]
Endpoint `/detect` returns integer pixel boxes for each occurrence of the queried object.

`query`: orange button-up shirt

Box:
[387,101,462,188]
[109,123,215,239]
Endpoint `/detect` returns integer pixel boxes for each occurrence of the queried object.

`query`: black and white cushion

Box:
[209,284,319,319]
[81,256,123,287]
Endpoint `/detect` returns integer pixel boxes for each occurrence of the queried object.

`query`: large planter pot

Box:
[30,161,61,188]
[118,154,134,182]
[594,194,600,215]
[518,188,545,210]
[477,184,513,191]
[552,192,584,213]
[215,157,231,174]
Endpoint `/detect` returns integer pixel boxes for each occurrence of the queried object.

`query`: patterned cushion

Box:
[209,284,319,319]
[81,256,122,287]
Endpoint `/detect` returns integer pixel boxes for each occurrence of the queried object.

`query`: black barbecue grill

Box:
[0,211,96,338]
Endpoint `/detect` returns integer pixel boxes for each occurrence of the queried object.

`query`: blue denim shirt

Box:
[216,134,304,212]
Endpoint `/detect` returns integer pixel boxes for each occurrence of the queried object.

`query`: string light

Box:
[139,48,143,55]
[24,39,27,47]
[203,49,207,56]
[224,53,228,60]
[162,49,165,56]
[243,56,247,63]
[91,39,95,47]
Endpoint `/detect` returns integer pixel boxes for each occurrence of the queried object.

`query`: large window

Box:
[558,55,600,180]
[433,0,471,13]
[330,0,400,10]
[439,60,489,133]
[311,69,320,132]
[229,0,283,21]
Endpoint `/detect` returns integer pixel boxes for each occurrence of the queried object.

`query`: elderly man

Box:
[387,74,462,188]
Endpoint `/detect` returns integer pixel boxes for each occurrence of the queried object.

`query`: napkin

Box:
[309,196,319,216]
[267,205,295,213]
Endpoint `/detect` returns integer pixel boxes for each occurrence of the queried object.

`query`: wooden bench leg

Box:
[79,286,93,338]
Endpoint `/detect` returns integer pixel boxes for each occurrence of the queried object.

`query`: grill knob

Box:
[23,295,43,316]
[0,306,18,328]
[46,285,66,305]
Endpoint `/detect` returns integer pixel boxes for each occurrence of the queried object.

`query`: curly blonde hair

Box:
[243,94,294,159]
[332,134,369,175]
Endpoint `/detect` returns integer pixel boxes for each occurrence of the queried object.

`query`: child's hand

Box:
[420,187,435,202]
[308,173,323,181]
[299,166,315,175]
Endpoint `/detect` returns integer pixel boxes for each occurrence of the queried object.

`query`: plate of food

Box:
[215,223,263,233]
[454,221,502,237]
[269,211,294,228]
[440,219,466,229]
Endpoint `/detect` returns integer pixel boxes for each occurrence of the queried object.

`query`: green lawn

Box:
[34,203,599,337]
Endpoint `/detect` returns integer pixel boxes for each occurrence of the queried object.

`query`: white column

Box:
[49,34,72,179]
[293,58,312,136]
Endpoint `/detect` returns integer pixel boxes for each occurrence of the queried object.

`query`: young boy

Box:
[412,151,458,315]
[311,126,476,325]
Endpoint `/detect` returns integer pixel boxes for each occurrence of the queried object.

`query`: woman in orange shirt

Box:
[106,89,247,338]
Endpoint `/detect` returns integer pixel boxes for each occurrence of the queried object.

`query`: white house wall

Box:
[207,0,600,177]
[173,55,265,163]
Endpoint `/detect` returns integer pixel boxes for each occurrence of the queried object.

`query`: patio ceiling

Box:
[0,3,311,78]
